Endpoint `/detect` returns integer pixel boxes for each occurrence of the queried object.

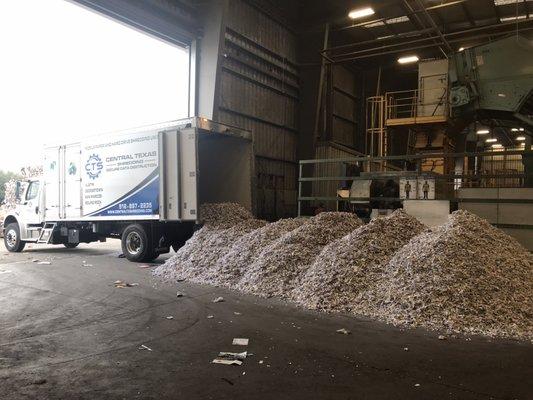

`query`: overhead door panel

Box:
[71,0,196,48]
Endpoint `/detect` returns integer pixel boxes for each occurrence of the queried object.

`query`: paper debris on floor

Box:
[336,328,351,335]
[212,359,242,366]
[218,351,247,361]
[232,338,249,346]
[139,344,152,351]
[114,280,139,288]
[213,296,224,303]
[37,261,51,265]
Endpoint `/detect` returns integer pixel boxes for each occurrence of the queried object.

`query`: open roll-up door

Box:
[70,0,198,48]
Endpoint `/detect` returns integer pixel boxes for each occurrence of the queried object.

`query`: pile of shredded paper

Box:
[154,204,533,341]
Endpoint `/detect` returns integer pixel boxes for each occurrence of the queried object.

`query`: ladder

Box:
[37,222,57,244]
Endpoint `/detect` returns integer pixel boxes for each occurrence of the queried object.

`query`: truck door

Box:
[179,128,198,220]
[44,147,61,221]
[18,180,43,225]
[158,128,198,221]
[63,144,82,218]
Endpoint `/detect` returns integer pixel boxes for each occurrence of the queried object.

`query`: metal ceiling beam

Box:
[323,18,533,55]
[335,0,469,31]
[492,1,502,23]
[413,0,453,54]
[327,25,533,63]
[433,8,448,31]
[402,0,447,57]
[461,2,476,27]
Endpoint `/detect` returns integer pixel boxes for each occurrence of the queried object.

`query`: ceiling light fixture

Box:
[511,128,519,132]
[398,55,419,64]
[494,0,520,6]
[519,127,525,131]
[492,144,503,149]
[486,138,497,143]
[386,16,409,24]
[476,129,489,135]
[500,15,527,22]
[516,136,526,141]
[458,47,465,51]
[348,7,375,19]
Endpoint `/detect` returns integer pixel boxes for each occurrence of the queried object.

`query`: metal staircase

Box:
[37,222,56,244]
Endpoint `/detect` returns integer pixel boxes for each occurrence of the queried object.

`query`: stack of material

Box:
[153,203,532,341]
[0,180,17,236]
[236,212,363,298]
[213,217,308,287]
[362,210,533,340]
[199,202,254,227]
[2,166,43,209]
[291,209,426,312]
[2,179,19,209]
[153,203,267,283]
[20,165,43,179]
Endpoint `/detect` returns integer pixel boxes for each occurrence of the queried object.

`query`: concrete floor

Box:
[0,241,531,400]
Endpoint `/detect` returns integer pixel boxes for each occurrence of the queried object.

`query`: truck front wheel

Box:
[4,223,26,253]
[121,224,154,262]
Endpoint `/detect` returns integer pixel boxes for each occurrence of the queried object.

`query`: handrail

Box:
[297,149,532,216]
[299,149,528,164]
[385,82,449,121]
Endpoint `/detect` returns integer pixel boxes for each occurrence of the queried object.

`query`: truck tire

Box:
[64,243,79,249]
[4,223,26,253]
[121,224,153,262]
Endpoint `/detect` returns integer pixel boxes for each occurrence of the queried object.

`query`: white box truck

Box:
[2,118,254,261]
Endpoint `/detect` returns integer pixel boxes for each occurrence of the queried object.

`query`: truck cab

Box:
[3,178,46,252]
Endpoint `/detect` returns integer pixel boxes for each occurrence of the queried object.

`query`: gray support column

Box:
[196,0,228,121]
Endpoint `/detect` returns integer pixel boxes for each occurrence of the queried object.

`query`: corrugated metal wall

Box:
[330,65,358,148]
[216,0,299,220]
[311,142,363,210]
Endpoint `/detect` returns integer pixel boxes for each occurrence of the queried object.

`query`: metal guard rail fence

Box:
[297,149,533,218]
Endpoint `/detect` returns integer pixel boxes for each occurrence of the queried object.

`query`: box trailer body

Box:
[3,118,254,261]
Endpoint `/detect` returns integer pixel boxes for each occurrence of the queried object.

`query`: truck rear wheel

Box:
[64,243,79,249]
[121,224,154,262]
[4,223,26,253]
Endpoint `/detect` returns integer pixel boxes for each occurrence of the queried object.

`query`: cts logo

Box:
[85,154,103,179]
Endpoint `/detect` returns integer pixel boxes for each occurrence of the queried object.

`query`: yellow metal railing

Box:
[385,77,449,124]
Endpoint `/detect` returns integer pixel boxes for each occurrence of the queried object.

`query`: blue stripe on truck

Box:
[86,170,159,217]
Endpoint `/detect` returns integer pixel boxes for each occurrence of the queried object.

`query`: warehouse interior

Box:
[0,1,532,399]
[71,0,533,227]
